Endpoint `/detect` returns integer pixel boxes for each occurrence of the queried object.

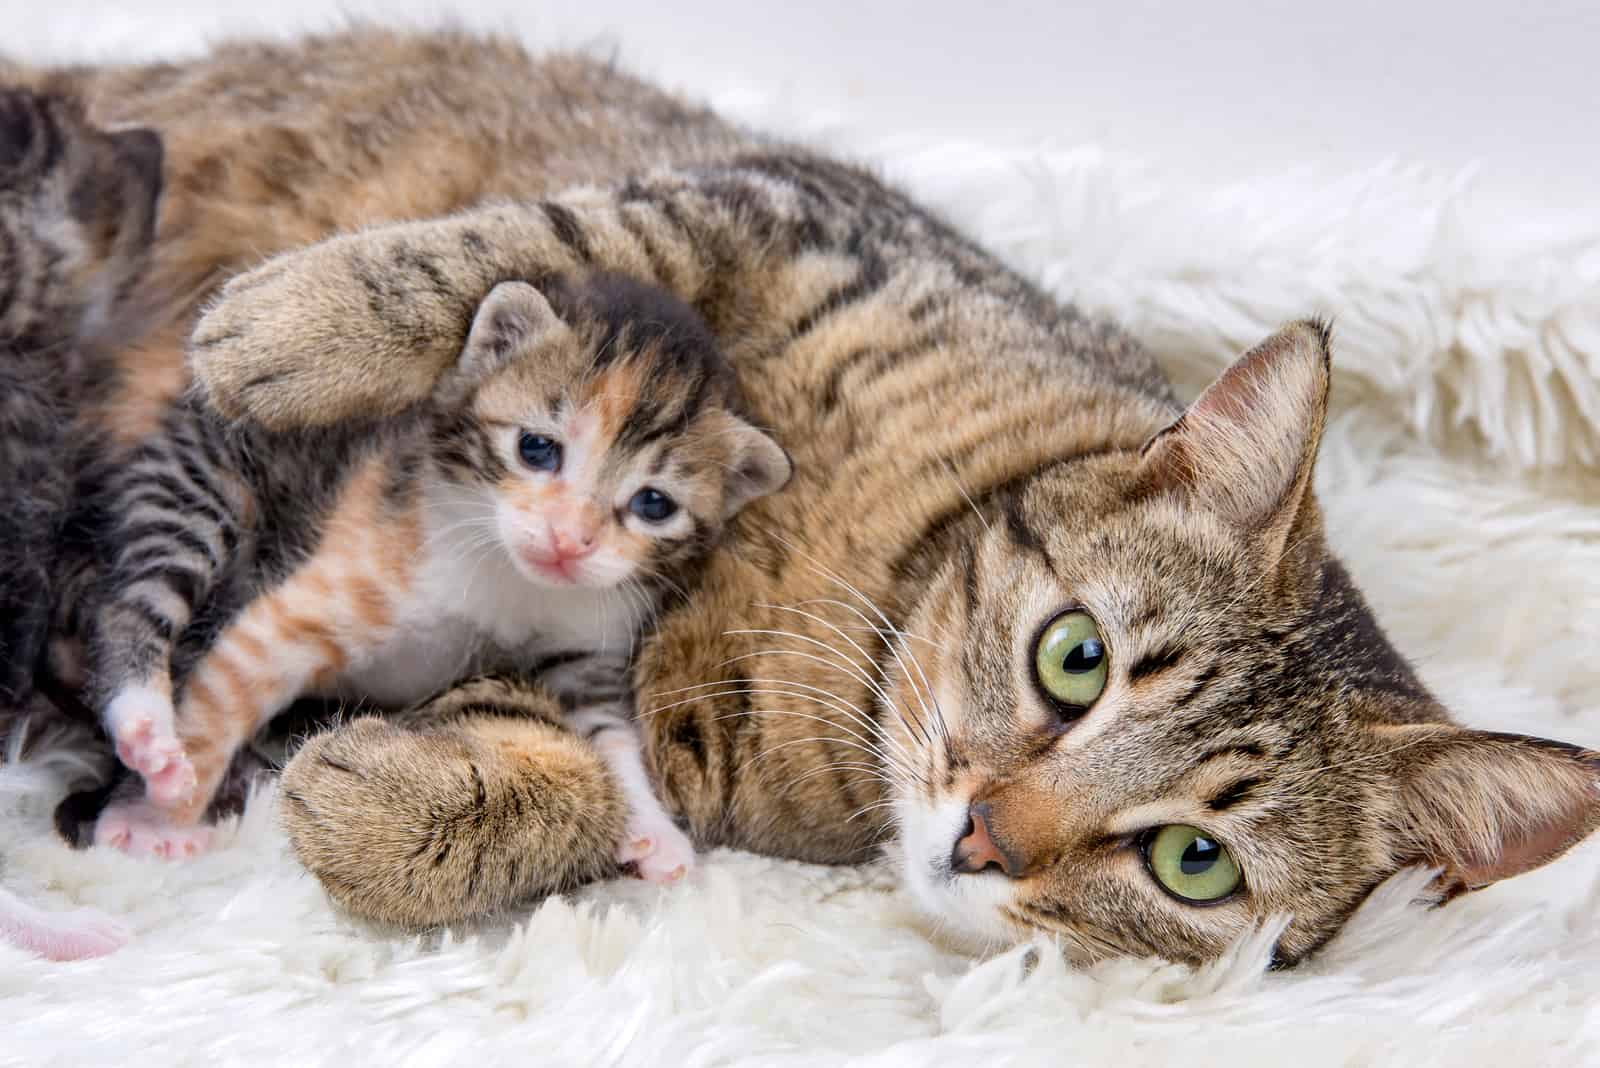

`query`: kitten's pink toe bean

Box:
[619,821,696,884]
[94,801,212,860]
[143,755,198,807]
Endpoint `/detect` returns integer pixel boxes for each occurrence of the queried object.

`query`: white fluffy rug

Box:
[5,9,1600,1066]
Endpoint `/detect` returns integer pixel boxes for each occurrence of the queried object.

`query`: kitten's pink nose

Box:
[548,522,597,560]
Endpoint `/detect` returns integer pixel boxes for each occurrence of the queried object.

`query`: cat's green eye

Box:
[1144,824,1243,903]
[1033,610,1109,709]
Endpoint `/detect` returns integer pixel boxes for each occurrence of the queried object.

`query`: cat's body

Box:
[86,271,790,879]
[7,28,1596,966]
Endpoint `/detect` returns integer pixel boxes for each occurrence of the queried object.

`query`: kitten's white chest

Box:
[334,514,640,706]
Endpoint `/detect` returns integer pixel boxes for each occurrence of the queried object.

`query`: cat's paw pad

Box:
[24,907,131,961]
[93,800,212,860]
[617,816,696,884]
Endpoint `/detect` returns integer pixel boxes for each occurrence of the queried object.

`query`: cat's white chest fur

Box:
[334,506,641,707]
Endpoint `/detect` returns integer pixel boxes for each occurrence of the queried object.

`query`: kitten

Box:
[0,85,162,962]
[0,86,162,710]
[87,272,792,881]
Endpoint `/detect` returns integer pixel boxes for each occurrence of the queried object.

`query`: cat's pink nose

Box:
[950,802,1017,877]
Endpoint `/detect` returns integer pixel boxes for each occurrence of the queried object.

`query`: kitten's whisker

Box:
[629,561,689,602]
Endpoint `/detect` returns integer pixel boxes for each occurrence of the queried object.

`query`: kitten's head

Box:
[0,88,163,347]
[432,274,792,591]
[887,321,1600,966]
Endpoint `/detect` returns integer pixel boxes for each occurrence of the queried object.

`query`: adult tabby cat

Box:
[14,28,1598,968]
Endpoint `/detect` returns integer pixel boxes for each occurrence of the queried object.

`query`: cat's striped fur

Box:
[0,87,162,711]
[12,28,1598,966]
[87,270,790,879]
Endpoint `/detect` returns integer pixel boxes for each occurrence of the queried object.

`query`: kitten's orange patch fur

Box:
[170,459,419,824]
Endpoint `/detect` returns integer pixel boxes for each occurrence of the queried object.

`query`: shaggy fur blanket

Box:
[3,10,1598,1066]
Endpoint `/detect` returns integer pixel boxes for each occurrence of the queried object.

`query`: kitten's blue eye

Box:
[517,432,562,472]
[629,488,678,523]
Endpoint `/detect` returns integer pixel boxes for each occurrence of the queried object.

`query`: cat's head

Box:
[431,274,792,591]
[886,321,1600,966]
[0,87,163,347]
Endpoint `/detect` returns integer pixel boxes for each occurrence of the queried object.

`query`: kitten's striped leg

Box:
[540,653,695,884]
[97,543,392,856]
[89,410,249,808]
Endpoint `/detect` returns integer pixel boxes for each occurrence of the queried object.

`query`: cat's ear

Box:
[714,412,793,519]
[1381,724,1600,897]
[1139,320,1331,540]
[439,281,569,403]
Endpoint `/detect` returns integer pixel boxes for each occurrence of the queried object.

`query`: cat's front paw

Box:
[617,812,696,884]
[94,800,213,860]
[189,230,460,430]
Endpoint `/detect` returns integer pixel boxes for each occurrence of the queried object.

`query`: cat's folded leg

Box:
[186,169,807,431]
[281,676,627,927]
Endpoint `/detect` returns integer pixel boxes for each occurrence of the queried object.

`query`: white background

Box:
[19,0,1600,217]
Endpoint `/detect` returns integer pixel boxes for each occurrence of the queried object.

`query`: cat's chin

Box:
[894,794,1025,954]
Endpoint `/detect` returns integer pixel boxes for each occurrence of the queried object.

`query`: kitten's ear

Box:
[1381,724,1600,897]
[1139,320,1332,539]
[439,281,568,403]
[716,413,793,519]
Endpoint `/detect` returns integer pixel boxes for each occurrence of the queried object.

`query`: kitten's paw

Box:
[19,907,131,961]
[93,800,213,860]
[113,725,196,808]
[142,753,199,809]
[104,686,198,806]
[617,814,696,885]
